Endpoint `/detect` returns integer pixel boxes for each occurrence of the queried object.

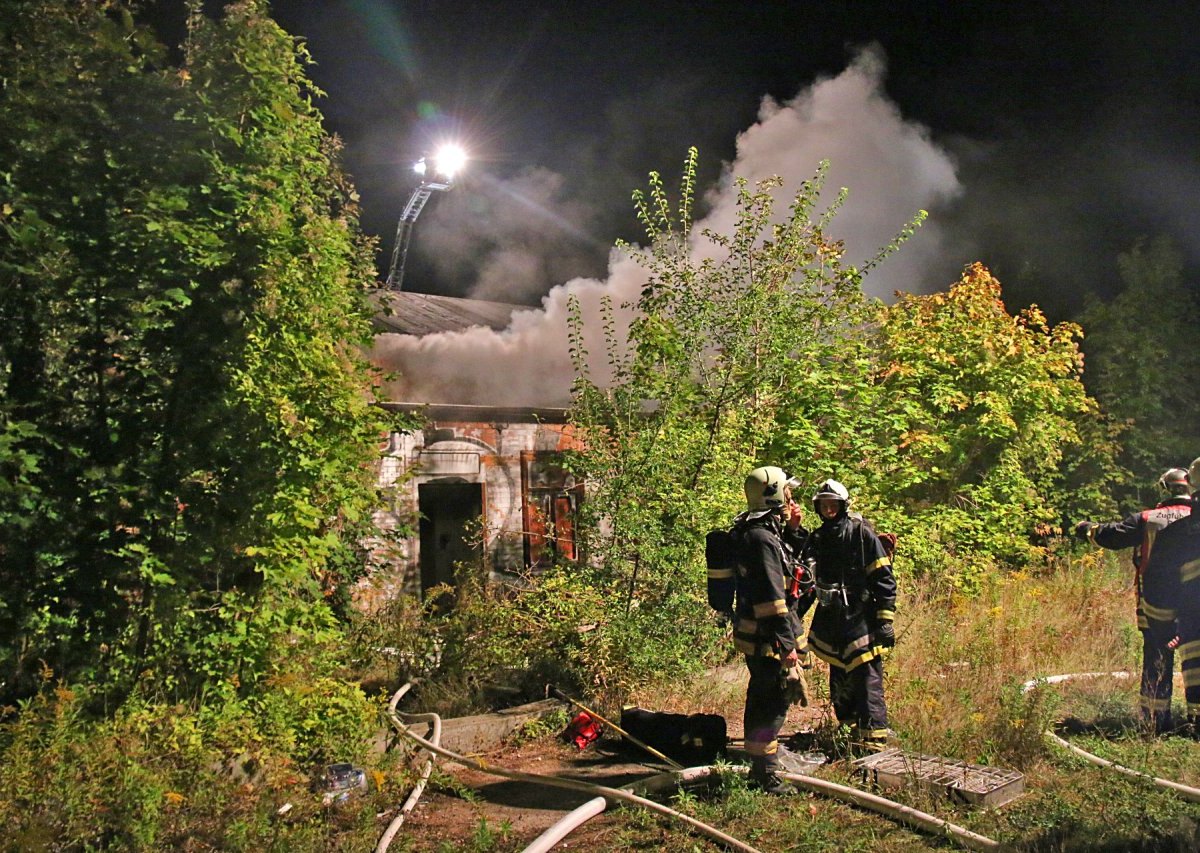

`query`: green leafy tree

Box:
[766,261,1113,584]
[0,1,390,702]
[1077,236,1200,507]
[859,263,1112,568]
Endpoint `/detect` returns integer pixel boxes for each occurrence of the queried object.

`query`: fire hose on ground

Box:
[374,682,439,853]
[378,683,1001,852]
[1021,671,1200,804]
[380,683,763,853]
[527,669,1200,850]
[523,763,1001,853]
[375,674,1200,850]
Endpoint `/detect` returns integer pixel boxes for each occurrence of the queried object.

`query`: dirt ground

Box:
[384,663,829,851]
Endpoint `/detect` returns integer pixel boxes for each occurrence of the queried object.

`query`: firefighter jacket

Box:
[803,512,896,672]
[1085,496,1192,629]
[1141,500,1200,632]
[731,511,810,660]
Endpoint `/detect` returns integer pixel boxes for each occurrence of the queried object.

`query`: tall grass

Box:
[890,547,1139,767]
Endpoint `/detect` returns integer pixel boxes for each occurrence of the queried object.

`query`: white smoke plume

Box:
[372,46,962,407]
[700,47,961,297]
[417,166,608,305]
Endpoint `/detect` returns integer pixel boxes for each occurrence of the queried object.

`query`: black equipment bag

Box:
[620,706,727,765]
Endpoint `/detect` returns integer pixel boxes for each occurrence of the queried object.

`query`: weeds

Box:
[5,551,1198,851]
[890,548,1133,767]
[0,678,402,852]
[511,708,569,745]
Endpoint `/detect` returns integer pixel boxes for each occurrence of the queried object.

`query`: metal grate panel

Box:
[852,748,1024,807]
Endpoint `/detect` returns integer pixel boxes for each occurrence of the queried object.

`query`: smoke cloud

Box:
[372,46,962,407]
[417,166,610,305]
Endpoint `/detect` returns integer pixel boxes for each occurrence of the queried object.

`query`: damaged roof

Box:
[369,289,521,336]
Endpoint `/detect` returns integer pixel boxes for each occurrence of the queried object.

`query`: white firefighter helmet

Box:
[1157,467,1190,497]
[811,479,851,512]
[744,466,798,512]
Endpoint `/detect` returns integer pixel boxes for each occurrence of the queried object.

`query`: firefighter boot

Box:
[1186,716,1200,741]
[850,724,890,757]
[749,755,795,796]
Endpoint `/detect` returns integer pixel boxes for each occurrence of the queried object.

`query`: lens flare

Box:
[433,144,467,180]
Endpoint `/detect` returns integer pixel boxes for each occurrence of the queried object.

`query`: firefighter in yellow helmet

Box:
[1074,467,1192,732]
[802,479,896,752]
[730,465,811,794]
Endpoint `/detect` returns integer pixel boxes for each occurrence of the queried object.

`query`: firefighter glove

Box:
[1074,521,1095,541]
[781,662,810,707]
[875,620,895,649]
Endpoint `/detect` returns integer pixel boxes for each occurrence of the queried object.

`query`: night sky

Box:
[154,1,1200,322]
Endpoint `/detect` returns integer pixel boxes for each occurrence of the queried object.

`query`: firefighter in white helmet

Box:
[729,465,812,794]
[801,479,896,752]
[1075,467,1192,732]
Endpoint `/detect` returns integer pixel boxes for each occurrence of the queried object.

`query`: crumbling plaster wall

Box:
[358,418,578,610]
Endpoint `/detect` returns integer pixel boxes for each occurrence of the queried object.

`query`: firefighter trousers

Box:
[829,656,888,744]
[743,655,789,779]
[1179,607,1200,732]
[1139,626,1175,732]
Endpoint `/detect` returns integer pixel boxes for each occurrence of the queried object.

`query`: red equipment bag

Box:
[561,711,603,750]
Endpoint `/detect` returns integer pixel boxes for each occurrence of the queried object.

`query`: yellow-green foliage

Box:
[0,678,398,851]
[870,263,1109,565]
[776,262,1116,584]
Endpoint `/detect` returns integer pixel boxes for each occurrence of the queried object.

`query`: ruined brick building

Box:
[364,291,583,606]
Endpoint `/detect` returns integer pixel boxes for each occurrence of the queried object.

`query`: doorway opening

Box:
[418,480,484,601]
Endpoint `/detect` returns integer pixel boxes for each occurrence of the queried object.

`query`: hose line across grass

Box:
[524,763,1000,852]
[382,670,1200,850]
[379,686,998,853]
[1023,671,1200,804]
[381,684,1000,852]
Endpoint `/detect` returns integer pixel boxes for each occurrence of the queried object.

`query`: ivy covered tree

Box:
[1076,237,1200,508]
[0,1,390,703]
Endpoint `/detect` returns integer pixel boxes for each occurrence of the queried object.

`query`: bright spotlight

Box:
[432,144,467,180]
[385,143,468,290]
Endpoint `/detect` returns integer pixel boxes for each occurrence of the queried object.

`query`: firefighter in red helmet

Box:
[1141,457,1200,738]
[1075,467,1192,732]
